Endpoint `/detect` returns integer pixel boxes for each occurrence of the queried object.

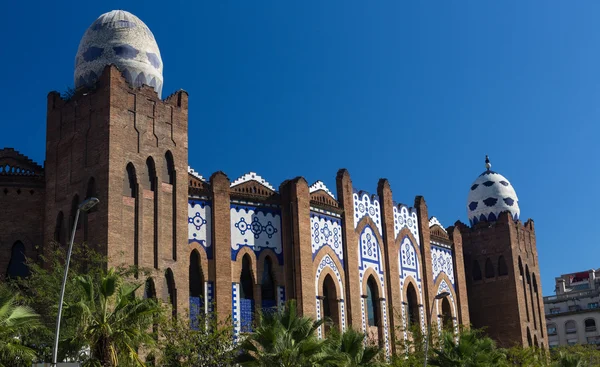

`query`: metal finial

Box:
[485,155,491,170]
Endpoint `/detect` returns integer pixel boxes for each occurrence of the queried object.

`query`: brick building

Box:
[0,10,547,353]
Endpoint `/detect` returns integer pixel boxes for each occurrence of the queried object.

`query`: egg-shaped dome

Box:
[466,156,520,225]
[74,10,163,97]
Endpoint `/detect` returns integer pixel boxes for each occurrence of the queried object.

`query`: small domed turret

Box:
[466,156,520,225]
[74,10,163,97]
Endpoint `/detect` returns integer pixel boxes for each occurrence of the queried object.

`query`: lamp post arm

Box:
[52,208,80,366]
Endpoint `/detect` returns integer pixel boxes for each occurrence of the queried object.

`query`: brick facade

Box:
[0,65,545,350]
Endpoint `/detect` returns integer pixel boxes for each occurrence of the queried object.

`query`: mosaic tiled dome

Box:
[466,156,520,225]
[74,10,163,97]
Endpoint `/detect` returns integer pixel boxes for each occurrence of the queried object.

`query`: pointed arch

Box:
[497,256,508,276]
[6,241,28,278]
[165,268,177,318]
[144,278,156,299]
[54,211,64,244]
[189,249,205,327]
[146,157,157,191]
[315,253,345,337]
[519,256,530,321]
[484,258,494,279]
[526,327,532,347]
[164,150,175,184]
[526,265,537,330]
[84,177,97,242]
[240,253,255,332]
[124,163,137,197]
[472,259,482,281]
[366,275,381,327]
[441,297,452,330]
[322,274,339,335]
[260,255,276,312]
[406,282,419,328]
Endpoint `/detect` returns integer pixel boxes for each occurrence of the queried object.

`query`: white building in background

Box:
[544,269,600,348]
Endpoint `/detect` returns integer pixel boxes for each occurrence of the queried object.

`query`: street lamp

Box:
[51,197,99,366]
[423,291,451,367]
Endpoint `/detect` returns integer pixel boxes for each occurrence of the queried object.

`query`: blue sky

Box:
[1,1,597,295]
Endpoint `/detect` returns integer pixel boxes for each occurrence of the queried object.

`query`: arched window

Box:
[146,157,157,191]
[54,211,64,244]
[85,177,98,211]
[144,278,156,299]
[124,163,137,197]
[367,276,380,327]
[164,151,175,184]
[534,335,539,349]
[585,318,597,332]
[441,297,452,330]
[527,327,532,347]
[6,241,28,279]
[165,268,177,318]
[526,265,537,330]
[472,260,482,281]
[533,273,544,336]
[497,256,508,276]
[189,250,204,327]
[406,282,419,328]
[70,194,80,230]
[565,320,577,334]
[519,257,530,321]
[322,274,339,333]
[84,177,97,242]
[240,254,254,332]
[485,258,494,279]
[261,257,276,313]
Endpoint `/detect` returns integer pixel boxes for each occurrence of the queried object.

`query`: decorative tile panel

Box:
[188,200,212,258]
[232,283,240,340]
[277,286,285,309]
[393,204,420,246]
[315,254,346,338]
[230,204,283,264]
[357,225,389,356]
[311,212,343,266]
[431,245,455,287]
[353,190,382,235]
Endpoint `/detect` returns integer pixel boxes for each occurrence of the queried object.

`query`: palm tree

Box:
[236,299,345,367]
[0,284,40,367]
[429,329,506,367]
[552,352,587,367]
[63,268,161,367]
[328,327,383,367]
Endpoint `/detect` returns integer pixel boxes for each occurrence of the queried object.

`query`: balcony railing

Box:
[544,289,600,303]
[566,328,578,334]
[586,326,597,332]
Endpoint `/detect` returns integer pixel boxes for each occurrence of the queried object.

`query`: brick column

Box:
[415,196,434,325]
[280,178,314,317]
[448,226,470,326]
[336,169,361,328]
[378,179,399,350]
[210,172,232,320]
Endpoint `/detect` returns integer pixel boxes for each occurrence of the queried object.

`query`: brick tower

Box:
[43,10,190,313]
[459,156,547,348]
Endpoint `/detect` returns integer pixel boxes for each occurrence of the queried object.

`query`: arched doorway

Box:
[260,256,276,314]
[189,250,205,328]
[240,254,255,332]
[441,297,452,331]
[6,241,28,279]
[366,275,382,345]
[406,282,419,329]
[322,274,339,335]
